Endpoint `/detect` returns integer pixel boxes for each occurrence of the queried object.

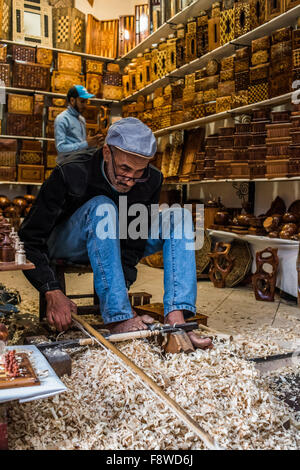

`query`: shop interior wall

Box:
[75,0,146,20]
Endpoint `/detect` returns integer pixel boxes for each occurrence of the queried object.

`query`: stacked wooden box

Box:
[204,134,218,179]
[51,52,84,94]
[12,45,51,91]
[292,27,300,83]
[18,140,44,184]
[270,27,293,98]
[249,36,269,104]
[45,141,57,181]
[102,63,123,101]
[248,108,269,179]
[85,59,104,98]
[231,123,251,179]
[6,93,43,138]
[0,44,10,87]
[215,127,234,179]
[266,110,291,178]
[217,56,234,113]
[233,47,250,108]
[0,139,17,182]
[289,105,300,176]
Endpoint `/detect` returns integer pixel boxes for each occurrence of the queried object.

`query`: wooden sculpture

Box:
[252,247,279,302]
[209,242,235,288]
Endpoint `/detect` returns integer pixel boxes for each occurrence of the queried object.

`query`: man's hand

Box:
[45,289,76,332]
[87,133,105,148]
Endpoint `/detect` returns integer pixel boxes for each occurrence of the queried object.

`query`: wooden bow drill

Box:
[71,313,222,451]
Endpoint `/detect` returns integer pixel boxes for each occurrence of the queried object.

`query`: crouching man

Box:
[19,118,212,349]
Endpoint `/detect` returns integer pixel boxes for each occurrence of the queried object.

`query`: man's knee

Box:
[86,195,117,211]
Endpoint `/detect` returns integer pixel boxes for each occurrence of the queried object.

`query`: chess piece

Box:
[15,242,26,265]
[0,232,15,262]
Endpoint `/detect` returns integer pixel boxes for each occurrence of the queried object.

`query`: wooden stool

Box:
[39,260,100,321]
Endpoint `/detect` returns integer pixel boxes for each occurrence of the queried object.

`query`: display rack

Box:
[121,4,300,103]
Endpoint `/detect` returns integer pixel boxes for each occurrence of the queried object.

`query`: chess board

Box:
[53,7,85,52]
[0,353,40,390]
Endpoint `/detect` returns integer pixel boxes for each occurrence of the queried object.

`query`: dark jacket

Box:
[19,149,163,294]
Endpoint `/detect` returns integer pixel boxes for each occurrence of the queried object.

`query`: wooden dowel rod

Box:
[72,313,220,450]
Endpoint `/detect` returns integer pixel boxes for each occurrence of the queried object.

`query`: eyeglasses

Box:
[109,146,150,183]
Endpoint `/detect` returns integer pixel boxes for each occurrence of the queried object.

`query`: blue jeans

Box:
[47,196,197,324]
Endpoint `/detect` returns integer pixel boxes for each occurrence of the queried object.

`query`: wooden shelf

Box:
[0,39,114,62]
[163,174,300,186]
[121,4,300,103]
[0,86,119,105]
[0,135,54,142]
[118,0,213,62]
[0,181,42,186]
[0,261,35,272]
[208,229,300,246]
[154,92,293,136]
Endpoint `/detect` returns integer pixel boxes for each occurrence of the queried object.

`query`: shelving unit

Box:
[121,4,300,103]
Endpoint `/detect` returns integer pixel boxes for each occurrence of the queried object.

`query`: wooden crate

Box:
[18,164,44,183]
[86,15,118,58]
[53,7,85,52]
[119,15,135,57]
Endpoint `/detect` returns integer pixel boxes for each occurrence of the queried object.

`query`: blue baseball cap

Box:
[67,85,95,100]
[105,117,157,158]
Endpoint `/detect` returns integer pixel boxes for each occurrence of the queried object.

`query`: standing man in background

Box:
[54,85,105,162]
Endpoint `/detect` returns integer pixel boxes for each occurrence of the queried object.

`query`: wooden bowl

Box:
[23,194,36,204]
[282,212,299,224]
[214,211,230,225]
[0,195,10,209]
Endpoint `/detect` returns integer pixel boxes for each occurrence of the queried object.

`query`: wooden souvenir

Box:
[252,50,269,65]
[57,53,82,73]
[175,24,186,68]
[19,151,43,165]
[135,4,149,45]
[248,82,269,104]
[231,162,250,178]
[46,154,57,169]
[53,7,85,52]
[220,69,234,81]
[48,107,63,121]
[232,90,248,108]
[119,15,135,57]
[157,39,168,79]
[234,57,250,73]
[235,71,249,91]
[12,45,35,63]
[21,140,42,151]
[209,242,235,288]
[0,139,17,167]
[6,114,43,137]
[249,0,266,29]
[252,248,279,301]
[0,44,7,63]
[249,160,266,179]
[265,0,285,21]
[208,15,220,52]
[86,60,104,75]
[251,36,270,53]
[82,105,99,124]
[271,41,292,61]
[13,62,51,91]
[52,97,66,107]
[220,8,235,46]
[197,13,209,57]
[51,71,85,93]
[0,0,11,40]
[46,123,54,138]
[218,80,235,97]
[185,17,197,62]
[17,164,44,183]
[7,94,33,115]
[122,74,130,98]
[34,94,45,116]
[269,75,292,98]
[205,101,217,115]
[191,103,205,120]
[204,89,217,102]
[293,49,300,68]
[216,96,232,112]
[36,48,53,66]
[165,34,176,74]
[272,27,292,45]
[150,45,159,82]
[265,158,289,177]
[0,166,16,181]
[293,29,300,50]
[86,73,102,98]
[180,128,205,180]
[234,2,250,38]
[12,0,52,47]
[150,0,161,32]
[250,63,269,83]
[86,15,118,58]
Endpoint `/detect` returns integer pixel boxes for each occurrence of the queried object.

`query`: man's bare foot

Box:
[105,313,154,334]
[165,310,213,350]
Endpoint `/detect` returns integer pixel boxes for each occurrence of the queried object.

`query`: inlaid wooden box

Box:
[269,75,292,98]
[53,7,85,52]
[249,0,266,29]
[220,69,234,81]
[19,151,43,165]
[197,14,209,57]
[151,45,159,82]
[216,96,232,113]
[250,63,269,83]
[36,48,53,66]
[235,71,249,91]
[270,57,292,77]
[252,36,270,53]
[6,114,43,137]
[218,80,235,97]
[234,2,250,38]
[82,105,99,124]
[57,53,82,73]
[86,60,104,75]
[86,73,102,98]
[102,84,123,101]
[0,44,7,62]
[0,139,17,167]
[220,8,235,46]
[12,45,35,62]
[18,164,44,183]
[271,27,292,45]
[0,166,16,181]
[8,94,33,115]
[271,41,292,61]
[248,82,269,104]
[157,39,168,78]
[51,71,85,93]
[208,16,220,51]
[231,90,248,108]
[234,57,250,73]
[12,0,53,48]
[252,50,269,65]
[48,107,63,121]
[13,62,51,91]
[293,29,300,50]
[34,94,45,116]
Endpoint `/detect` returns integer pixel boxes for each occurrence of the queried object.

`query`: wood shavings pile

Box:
[7,338,300,450]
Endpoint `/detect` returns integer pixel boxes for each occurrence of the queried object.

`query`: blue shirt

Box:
[54,105,88,156]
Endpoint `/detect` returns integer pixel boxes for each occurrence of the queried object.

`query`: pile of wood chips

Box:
[7,336,300,450]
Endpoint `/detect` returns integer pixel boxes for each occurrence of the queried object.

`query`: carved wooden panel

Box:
[51,71,85,93]
[13,0,52,47]
[13,61,51,91]
[119,15,135,57]
[135,4,149,45]
[8,94,33,114]
[57,53,82,72]
[53,7,85,52]
[86,15,118,58]
[250,0,266,29]
[49,0,74,6]
[48,107,64,121]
